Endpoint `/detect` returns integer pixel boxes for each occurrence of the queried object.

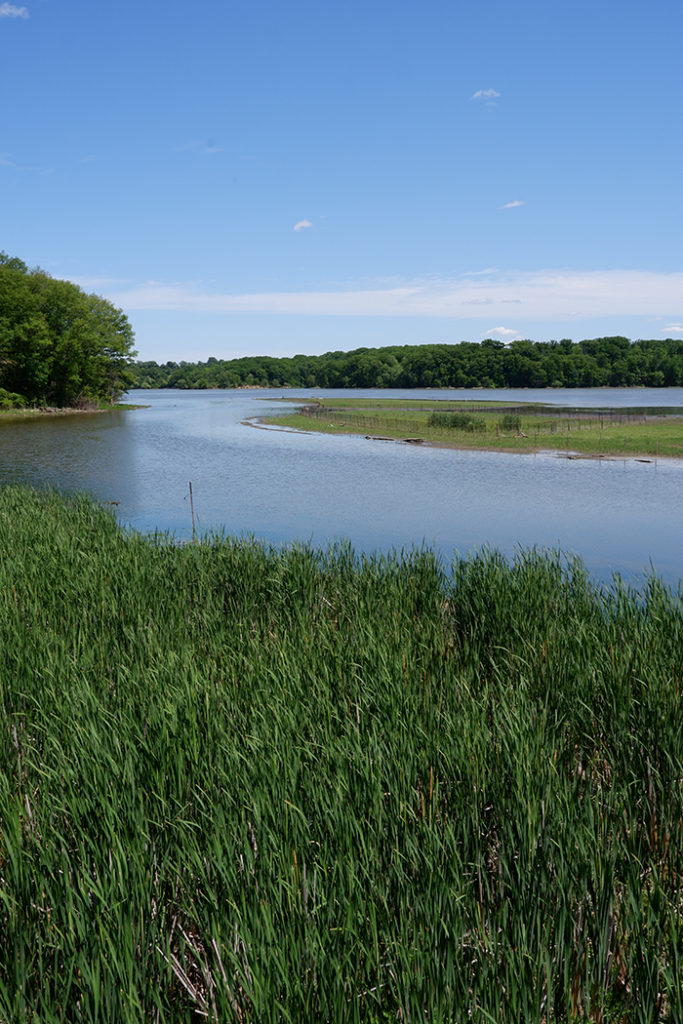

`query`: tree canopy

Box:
[0,252,136,408]
[130,336,683,392]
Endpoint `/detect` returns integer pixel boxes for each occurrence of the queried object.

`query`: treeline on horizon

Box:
[0,251,136,408]
[131,336,683,391]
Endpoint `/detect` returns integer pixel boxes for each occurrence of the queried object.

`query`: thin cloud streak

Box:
[471,89,500,100]
[0,153,54,173]
[174,140,223,155]
[71,276,129,291]
[107,269,683,320]
[0,3,29,16]
[293,220,313,231]
[503,200,525,208]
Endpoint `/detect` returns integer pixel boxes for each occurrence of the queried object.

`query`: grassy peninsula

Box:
[266,396,683,459]
[2,485,682,1021]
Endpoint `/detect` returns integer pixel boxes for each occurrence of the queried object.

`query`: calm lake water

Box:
[1,387,682,587]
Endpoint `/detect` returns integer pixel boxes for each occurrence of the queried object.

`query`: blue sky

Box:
[2,0,683,362]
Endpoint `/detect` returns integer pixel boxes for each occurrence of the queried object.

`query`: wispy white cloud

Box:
[0,151,53,173]
[293,220,313,232]
[0,3,29,17]
[484,326,521,340]
[71,275,129,291]
[175,139,223,155]
[502,200,524,209]
[104,269,683,321]
[664,322,683,335]
[471,88,500,101]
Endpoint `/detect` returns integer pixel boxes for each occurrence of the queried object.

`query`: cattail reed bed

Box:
[1,485,682,1023]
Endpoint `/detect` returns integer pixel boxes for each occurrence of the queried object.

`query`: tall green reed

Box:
[0,485,681,1021]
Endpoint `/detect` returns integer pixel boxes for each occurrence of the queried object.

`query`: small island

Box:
[264,395,683,460]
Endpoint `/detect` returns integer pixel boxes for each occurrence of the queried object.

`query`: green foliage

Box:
[129,336,683,392]
[1,485,683,1021]
[466,415,486,432]
[500,413,522,431]
[430,410,472,428]
[429,410,487,432]
[0,387,26,409]
[279,399,683,458]
[0,251,136,407]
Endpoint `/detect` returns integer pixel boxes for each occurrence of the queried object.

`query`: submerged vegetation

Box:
[1,485,683,1021]
[131,336,683,390]
[269,396,683,459]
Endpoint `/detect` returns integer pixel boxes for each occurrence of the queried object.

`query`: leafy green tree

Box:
[0,253,136,406]
[126,337,683,392]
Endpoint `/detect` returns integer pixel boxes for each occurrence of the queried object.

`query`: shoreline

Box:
[0,402,146,422]
[257,395,683,461]
[255,414,679,462]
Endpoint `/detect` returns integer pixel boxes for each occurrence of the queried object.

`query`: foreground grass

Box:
[266,398,683,458]
[1,485,683,1022]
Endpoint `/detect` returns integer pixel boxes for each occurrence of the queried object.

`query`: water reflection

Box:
[0,387,681,587]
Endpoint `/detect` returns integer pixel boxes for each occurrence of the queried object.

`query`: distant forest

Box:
[131,337,683,391]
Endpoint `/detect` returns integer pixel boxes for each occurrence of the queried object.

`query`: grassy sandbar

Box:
[265,396,683,459]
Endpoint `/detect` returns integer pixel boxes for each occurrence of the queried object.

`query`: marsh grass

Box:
[268,399,683,458]
[1,485,683,1021]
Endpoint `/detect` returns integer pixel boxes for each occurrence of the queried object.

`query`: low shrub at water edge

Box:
[0,387,27,409]
[428,410,487,432]
[499,412,522,432]
[1,484,682,1023]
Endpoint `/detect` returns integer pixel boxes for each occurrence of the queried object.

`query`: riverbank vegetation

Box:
[268,397,683,459]
[131,336,683,390]
[2,484,682,1022]
[0,251,136,407]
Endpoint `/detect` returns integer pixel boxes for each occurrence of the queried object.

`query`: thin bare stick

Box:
[189,481,196,541]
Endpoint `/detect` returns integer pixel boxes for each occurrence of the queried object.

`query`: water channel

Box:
[1,387,682,587]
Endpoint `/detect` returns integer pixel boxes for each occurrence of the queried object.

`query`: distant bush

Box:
[0,388,27,410]
[500,414,522,432]
[429,411,459,428]
[429,411,487,432]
